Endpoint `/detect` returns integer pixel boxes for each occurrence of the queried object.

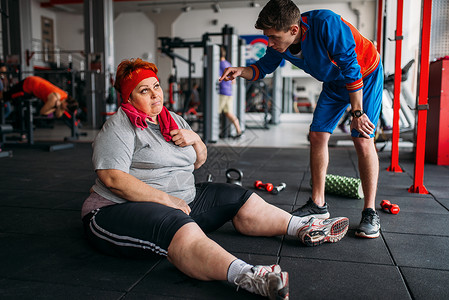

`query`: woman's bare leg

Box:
[232,193,291,236]
[167,222,236,281]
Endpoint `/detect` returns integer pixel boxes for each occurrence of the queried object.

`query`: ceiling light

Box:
[212,3,220,13]
[250,1,260,8]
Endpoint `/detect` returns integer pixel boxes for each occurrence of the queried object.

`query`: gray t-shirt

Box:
[91,108,197,204]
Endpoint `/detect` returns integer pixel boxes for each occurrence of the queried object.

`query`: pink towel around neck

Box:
[121,102,178,142]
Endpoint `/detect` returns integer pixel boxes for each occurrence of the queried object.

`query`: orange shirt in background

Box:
[22,76,68,103]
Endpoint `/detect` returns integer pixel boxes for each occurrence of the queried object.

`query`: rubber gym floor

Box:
[1,117,449,300]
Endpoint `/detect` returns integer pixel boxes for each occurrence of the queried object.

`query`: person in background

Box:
[219,46,242,138]
[3,76,78,118]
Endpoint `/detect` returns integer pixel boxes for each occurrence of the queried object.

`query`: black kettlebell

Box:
[226,168,243,186]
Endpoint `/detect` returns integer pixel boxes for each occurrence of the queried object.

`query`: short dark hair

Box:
[255,0,301,32]
[220,45,227,59]
[65,96,79,113]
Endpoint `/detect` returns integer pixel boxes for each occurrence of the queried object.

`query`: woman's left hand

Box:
[170,129,200,147]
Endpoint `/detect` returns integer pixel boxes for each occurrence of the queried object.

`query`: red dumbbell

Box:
[254,180,274,192]
[380,200,400,214]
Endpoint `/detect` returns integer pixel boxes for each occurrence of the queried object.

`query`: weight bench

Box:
[6,96,75,151]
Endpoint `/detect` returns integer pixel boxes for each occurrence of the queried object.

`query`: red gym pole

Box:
[387,0,404,173]
[376,0,383,54]
[409,0,432,194]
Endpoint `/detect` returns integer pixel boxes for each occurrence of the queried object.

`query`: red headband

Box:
[120,68,159,103]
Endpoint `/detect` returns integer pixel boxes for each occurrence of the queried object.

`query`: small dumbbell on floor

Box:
[254,180,274,192]
[271,183,287,195]
[380,200,400,214]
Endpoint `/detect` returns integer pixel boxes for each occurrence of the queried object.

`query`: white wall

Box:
[30,0,56,46]
[38,1,376,80]
[113,12,156,69]
[54,12,84,69]
[383,0,421,98]
[169,2,375,101]
[402,0,422,96]
[170,2,375,79]
[29,0,56,66]
[173,3,373,40]
[28,5,157,72]
[55,12,84,52]
[28,0,423,104]
[26,1,85,69]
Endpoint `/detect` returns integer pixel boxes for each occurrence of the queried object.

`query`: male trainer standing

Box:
[220,0,383,238]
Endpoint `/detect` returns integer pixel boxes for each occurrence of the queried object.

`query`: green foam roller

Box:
[310,174,364,199]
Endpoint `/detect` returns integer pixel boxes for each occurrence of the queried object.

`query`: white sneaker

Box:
[297,217,349,247]
[235,264,289,299]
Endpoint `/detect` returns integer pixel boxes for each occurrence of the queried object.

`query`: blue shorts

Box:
[310,63,384,138]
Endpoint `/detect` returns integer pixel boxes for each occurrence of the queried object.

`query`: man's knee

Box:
[225,112,236,120]
[309,131,330,146]
[352,137,376,156]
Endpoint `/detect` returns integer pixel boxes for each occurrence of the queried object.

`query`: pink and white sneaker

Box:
[297,217,349,246]
[235,264,289,299]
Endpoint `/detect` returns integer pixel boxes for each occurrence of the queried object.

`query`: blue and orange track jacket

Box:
[249,10,380,93]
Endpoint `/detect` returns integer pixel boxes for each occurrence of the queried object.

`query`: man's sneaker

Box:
[291,198,330,219]
[297,217,349,247]
[235,265,289,300]
[355,208,380,238]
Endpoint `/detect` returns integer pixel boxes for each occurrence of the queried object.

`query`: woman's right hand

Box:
[168,195,191,215]
[97,169,192,214]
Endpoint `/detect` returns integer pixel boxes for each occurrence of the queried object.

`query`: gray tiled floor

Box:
[1,113,448,299]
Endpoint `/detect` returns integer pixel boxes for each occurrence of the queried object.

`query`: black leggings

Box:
[82,182,252,258]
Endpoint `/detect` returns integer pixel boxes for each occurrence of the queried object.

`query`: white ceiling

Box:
[38,0,375,15]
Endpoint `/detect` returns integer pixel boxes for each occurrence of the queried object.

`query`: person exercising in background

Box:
[3,76,78,118]
[219,46,242,138]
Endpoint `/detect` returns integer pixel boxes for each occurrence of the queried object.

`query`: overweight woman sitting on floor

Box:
[81,58,349,299]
